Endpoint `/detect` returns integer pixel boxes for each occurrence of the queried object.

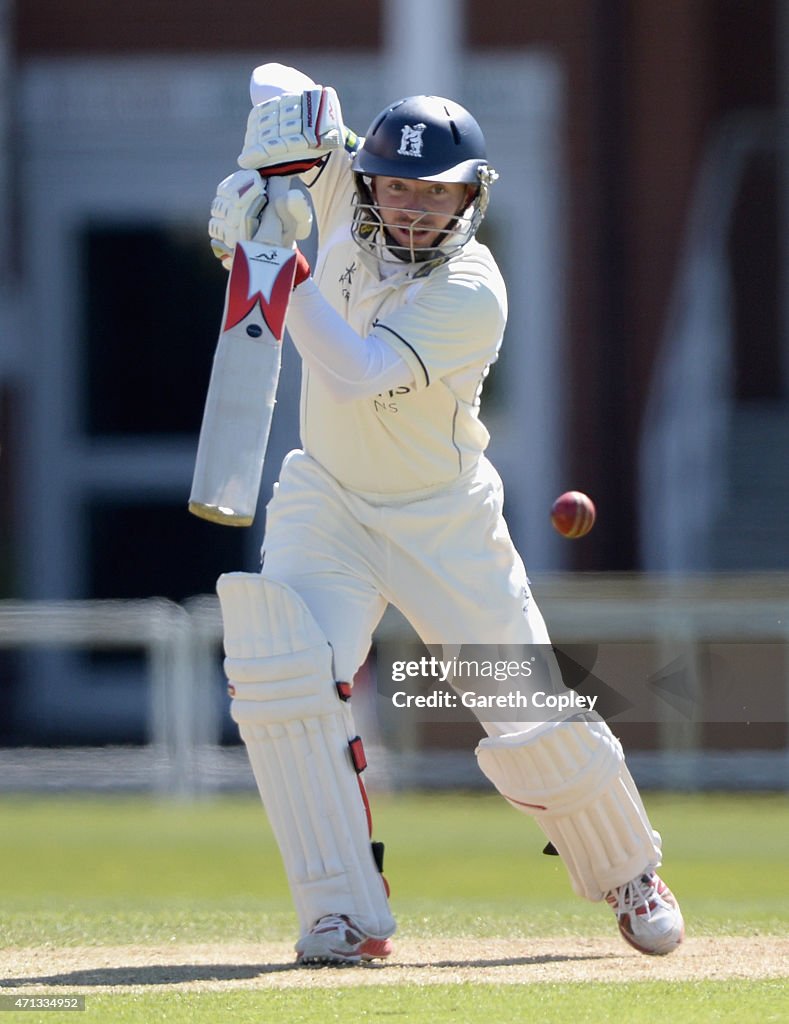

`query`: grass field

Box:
[0,790,787,1022]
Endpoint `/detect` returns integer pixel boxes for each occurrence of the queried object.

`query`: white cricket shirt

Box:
[296,147,508,497]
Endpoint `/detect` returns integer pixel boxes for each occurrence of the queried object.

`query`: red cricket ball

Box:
[550,490,596,539]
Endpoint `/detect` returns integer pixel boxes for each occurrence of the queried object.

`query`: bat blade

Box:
[189,240,297,526]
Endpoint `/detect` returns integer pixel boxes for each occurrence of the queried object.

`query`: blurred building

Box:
[1,1,787,743]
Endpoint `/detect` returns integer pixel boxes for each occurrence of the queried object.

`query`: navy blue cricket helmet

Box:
[350,95,498,266]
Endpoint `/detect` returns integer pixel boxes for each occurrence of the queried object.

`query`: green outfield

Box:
[0,790,787,1022]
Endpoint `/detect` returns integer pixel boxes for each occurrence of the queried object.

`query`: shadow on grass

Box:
[1,963,295,987]
[1,951,615,989]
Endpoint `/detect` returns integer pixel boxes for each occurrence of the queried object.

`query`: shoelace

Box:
[607,873,659,918]
[312,914,362,942]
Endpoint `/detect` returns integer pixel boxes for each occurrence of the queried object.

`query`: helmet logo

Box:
[397,123,427,157]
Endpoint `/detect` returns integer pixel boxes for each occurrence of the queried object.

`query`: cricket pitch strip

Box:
[1,936,787,992]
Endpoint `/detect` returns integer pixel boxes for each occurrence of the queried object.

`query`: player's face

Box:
[371,176,471,251]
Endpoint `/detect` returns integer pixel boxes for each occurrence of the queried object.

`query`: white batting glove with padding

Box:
[237,87,346,173]
[271,185,314,244]
[209,169,269,269]
[209,171,314,270]
[254,176,314,247]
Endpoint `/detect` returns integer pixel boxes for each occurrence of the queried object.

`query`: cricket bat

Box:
[189,237,298,526]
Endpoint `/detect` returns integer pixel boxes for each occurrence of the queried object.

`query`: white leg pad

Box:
[217,571,395,940]
[476,719,662,901]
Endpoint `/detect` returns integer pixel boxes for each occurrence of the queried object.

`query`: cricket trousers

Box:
[259,447,553,733]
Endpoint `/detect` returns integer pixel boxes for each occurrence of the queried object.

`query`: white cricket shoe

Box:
[606,871,685,956]
[295,914,394,966]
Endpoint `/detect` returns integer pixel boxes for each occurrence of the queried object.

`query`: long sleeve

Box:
[286,279,415,402]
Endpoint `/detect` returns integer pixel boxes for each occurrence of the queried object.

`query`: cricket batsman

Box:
[206,63,685,965]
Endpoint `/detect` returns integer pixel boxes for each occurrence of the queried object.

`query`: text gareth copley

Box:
[390,689,599,712]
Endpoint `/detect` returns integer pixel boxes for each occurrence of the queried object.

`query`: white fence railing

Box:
[1,574,787,796]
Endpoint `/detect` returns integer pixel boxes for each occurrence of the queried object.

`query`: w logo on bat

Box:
[223,240,297,340]
[249,248,280,264]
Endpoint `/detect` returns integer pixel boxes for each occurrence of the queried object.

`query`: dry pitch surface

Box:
[2,937,788,992]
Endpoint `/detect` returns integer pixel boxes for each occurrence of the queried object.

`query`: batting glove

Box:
[238,87,346,173]
[208,169,268,269]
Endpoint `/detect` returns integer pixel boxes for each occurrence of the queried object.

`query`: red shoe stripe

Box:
[359,937,393,959]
